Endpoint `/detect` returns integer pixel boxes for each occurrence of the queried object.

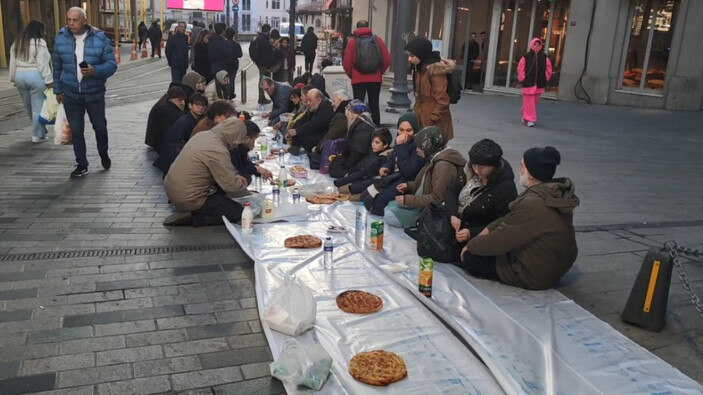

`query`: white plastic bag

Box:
[232,192,263,217]
[270,338,332,390]
[39,88,58,125]
[53,103,72,145]
[264,276,316,336]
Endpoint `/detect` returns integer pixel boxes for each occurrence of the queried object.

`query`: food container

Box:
[369,221,384,250]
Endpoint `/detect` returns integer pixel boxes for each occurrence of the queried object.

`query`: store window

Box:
[620,0,678,91]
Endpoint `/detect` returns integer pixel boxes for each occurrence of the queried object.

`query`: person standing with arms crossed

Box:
[166,21,189,83]
[53,7,117,178]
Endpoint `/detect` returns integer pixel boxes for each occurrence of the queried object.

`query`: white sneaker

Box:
[527,122,535,127]
[32,136,49,143]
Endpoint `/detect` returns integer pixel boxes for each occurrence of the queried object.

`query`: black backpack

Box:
[447,69,462,104]
[354,35,383,74]
[414,203,459,263]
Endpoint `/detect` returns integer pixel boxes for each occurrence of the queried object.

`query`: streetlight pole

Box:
[289,0,296,48]
[386,0,412,111]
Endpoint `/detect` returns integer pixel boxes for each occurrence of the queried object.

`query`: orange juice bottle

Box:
[419,257,433,297]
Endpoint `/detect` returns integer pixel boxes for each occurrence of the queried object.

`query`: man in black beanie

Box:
[461,146,580,290]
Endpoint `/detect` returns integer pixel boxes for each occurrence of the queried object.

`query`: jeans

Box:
[171,67,186,84]
[192,191,244,227]
[63,94,109,168]
[352,82,382,125]
[15,70,48,139]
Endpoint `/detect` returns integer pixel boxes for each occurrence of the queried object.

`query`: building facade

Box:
[355,0,702,111]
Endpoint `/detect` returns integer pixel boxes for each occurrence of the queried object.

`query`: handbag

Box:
[414,203,459,263]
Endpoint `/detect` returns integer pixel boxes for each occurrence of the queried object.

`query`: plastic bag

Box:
[53,103,72,145]
[270,338,332,390]
[264,276,316,336]
[232,192,263,217]
[38,88,58,125]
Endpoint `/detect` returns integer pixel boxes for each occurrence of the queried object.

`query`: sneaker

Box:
[32,136,49,143]
[101,155,112,170]
[164,212,194,226]
[527,122,535,127]
[70,166,89,178]
[258,99,271,105]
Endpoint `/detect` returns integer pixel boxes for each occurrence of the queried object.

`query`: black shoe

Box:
[70,166,89,178]
[258,99,271,104]
[164,212,194,226]
[101,155,111,170]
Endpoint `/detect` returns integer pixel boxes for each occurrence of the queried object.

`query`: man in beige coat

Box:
[163,117,251,227]
[462,146,579,290]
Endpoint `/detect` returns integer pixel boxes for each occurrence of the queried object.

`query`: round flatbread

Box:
[348,350,407,386]
[336,290,383,314]
[306,193,350,205]
[284,235,322,249]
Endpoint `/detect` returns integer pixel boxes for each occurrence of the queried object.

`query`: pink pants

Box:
[521,92,541,122]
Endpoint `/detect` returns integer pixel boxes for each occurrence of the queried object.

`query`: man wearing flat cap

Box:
[461,146,579,290]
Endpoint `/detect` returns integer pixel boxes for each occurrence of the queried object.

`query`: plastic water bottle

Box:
[292,187,300,203]
[241,203,253,234]
[272,184,280,206]
[279,166,287,188]
[255,175,263,191]
[323,237,334,268]
[278,149,285,165]
[355,203,367,248]
[260,137,268,157]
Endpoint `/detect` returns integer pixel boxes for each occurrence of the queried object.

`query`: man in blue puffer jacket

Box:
[53,7,117,178]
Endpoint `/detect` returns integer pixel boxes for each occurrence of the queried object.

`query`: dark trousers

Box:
[171,67,186,84]
[63,94,108,168]
[227,70,237,99]
[460,251,500,281]
[192,192,244,227]
[304,52,315,73]
[363,178,402,216]
[352,82,381,125]
[257,65,273,102]
[150,39,161,57]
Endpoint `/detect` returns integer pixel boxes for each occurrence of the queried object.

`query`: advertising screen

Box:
[166,0,224,12]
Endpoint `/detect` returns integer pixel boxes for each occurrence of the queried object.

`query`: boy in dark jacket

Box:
[230,121,273,183]
[154,93,208,175]
[335,128,393,201]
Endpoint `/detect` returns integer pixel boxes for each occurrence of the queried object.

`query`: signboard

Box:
[166,0,224,12]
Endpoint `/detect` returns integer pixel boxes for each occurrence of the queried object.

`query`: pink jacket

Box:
[518,37,552,94]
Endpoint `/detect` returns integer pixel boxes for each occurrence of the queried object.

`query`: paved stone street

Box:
[1,58,703,393]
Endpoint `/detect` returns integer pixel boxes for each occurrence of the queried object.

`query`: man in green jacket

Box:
[461,146,579,290]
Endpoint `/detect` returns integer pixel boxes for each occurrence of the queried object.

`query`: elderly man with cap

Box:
[461,146,579,290]
[163,117,251,227]
[145,86,186,152]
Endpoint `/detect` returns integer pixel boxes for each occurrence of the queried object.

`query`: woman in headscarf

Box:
[10,20,52,143]
[328,99,376,178]
[517,37,552,127]
[388,127,466,228]
[204,70,230,103]
[405,37,455,140]
[192,30,213,83]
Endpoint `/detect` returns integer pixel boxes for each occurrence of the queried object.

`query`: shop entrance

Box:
[450,0,491,91]
[485,0,569,94]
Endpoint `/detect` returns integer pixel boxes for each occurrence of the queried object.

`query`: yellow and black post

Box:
[622,248,674,332]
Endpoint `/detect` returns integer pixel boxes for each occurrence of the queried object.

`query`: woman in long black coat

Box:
[192,30,213,83]
[148,22,162,58]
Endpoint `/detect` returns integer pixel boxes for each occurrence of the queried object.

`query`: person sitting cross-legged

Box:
[334,127,393,201]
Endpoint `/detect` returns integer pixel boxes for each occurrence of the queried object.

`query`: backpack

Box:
[447,69,463,104]
[354,36,383,74]
[320,138,345,174]
[248,38,259,63]
[414,203,459,263]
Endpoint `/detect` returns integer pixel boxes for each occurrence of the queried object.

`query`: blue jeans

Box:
[15,70,48,139]
[63,94,109,168]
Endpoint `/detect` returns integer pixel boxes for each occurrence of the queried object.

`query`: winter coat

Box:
[229,144,258,184]
[249,32,275,68]
[334,148,393,194]
[328,117,375,178]
[166,32,189,70]
[313,100,351,153]
[518,37,553,95]
[401,148,466,207]
[164,118,251,212]
[293,99,335,152]
[382,139,426,181]
[412,58,455,140]
[301,31,318,55]
[342,27,391,84]
[192,42,212,82]
[153,112,199,174]
[138,23,148,40]
[445,159,518,241]
[467,178,580,290]
[148,24,162,43]
[269,82,293,125]
[208,35,241,76]
[190,117,216,139]
[145,101,185,152]
[52,26,117,101]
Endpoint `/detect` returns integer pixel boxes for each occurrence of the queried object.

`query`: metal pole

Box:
[386,0,412,111]
[289,0,296,48]
[53,0,61,35]
[226,0,230,26]
[160,0,163,28]
[241,69,247,104]
[0,2,6,68]
[131,0,138,42]
[114,0,119,46]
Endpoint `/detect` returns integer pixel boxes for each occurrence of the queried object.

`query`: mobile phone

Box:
[79,61,88,69]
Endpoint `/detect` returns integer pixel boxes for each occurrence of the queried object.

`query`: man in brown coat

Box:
[163,117,251,227]
[461,146,579,290]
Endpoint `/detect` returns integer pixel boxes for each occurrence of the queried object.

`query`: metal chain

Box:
[664,241,703,316]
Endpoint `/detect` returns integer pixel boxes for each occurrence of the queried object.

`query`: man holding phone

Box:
[53,7,117,178]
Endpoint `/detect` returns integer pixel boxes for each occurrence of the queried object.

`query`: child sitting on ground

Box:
[334,128,393,201]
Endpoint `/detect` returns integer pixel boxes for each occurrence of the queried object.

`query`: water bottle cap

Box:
[281,166,285,168]
[244,203,250,206]
[326,237,331,240]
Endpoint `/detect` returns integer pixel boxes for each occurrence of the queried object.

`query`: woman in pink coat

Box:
[517,38,552,127]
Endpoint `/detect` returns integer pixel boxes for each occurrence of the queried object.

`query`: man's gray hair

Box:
[308,88,325,100]
[67,6,87,20]
[356,20,369,28]
[333,90,351,101]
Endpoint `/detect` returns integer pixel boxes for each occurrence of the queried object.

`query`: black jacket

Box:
[334,149,392,194]
[166,33,189,70]
[293,100,335,152]
[445,159,518,239]
[145,101,185,152]
[153,113,199,174]
[249,32,274,68]
[328,117,374,178]
[301,31,318,55]
[209,35,242,76]
[138,24,148,40]
[382,139,426,180]
[193,42,213,82]
[230,145,258,184]
[148,24,162,42]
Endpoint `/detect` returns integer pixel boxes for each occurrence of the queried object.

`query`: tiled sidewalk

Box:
[0,102,283,394]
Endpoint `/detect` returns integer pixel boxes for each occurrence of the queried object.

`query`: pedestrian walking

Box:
[138,21,148,48]
[166,21,189,83]
[148,21,162,58]
[10,20,53,143]
[301,27,317,73]
[405,37,455,140]
[52,7,117,177]
[248,23,275,104]
[191,30,212,83]
[342,20,391,126]
[517,38,552,127]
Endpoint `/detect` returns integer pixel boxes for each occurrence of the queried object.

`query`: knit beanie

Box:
[397,112,420,135]
[167,86,186,100]
[469,139,503,167]
[405,37,432,60]
[523,146,561,182]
